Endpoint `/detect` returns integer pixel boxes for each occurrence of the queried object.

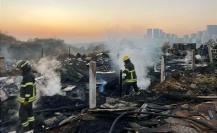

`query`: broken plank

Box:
[89,107,137,113]
[196,96,217,100]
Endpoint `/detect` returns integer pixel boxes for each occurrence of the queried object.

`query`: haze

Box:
[0,0,217,43]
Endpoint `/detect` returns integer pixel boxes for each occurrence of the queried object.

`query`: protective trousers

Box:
[123,82,139,95]
[19,103,34,131]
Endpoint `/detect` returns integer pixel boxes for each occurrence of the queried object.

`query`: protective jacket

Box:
[123,60,137,83]
[17,71,36,104]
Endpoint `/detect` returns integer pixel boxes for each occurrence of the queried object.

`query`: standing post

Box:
[0,57,6,75]
[41,48,44,58]
[192,50,195,70]
[208,45,213,63]
[160,56,165,82]
[89,61,96,109]
[68,47,71,57]
[119,70,123,97]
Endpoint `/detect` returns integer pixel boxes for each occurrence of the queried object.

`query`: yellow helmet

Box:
[122,55,129,61]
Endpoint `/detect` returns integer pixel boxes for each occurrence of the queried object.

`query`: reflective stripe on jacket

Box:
[123,69,137,83]
[17,71,36,103]
[18,82,36,103]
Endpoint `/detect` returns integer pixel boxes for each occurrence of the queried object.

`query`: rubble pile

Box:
[59,55,89,83]
[154,72,217,96]
[1,38,217,133]
[154,78,188,92]
[99,98,138,110]
[59,52,113,84]
[0,77,20,127]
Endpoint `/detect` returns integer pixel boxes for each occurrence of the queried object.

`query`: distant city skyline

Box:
[1,0,217,43]
[145,25,217,43]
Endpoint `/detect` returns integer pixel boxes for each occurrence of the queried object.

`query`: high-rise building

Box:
[183,35,190,42]
[201,31,209,43]
[146,29,153,38]
[145,25,217,43]
[207,25,217,39]
[161,31,166,39]
[145,28,187,42]
[207,25,217,35]
[153,28,161,39]
[146,28,164,39]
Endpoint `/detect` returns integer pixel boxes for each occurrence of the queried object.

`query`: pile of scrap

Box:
[105,101,217,133]
[2,42,217,133]
[46,41,217,133]
[163,100,217,133]
[0,76,19,101]
[76,98,217,133]
[154,78,187,92]
[60,55,89,83]
[91,97,138,112]
[0,77,20,133]
[153,72,217,96]
[59,52,114,84]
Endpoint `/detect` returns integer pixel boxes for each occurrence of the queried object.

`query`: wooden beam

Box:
[160,56,165,82]
[89,61,96,109]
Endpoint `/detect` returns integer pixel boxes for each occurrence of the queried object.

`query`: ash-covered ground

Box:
[1,33,217,133]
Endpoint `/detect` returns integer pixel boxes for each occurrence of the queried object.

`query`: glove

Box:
[122,73,126,79]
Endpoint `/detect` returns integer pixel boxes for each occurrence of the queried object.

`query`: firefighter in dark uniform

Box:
[122,55,140,95]
[16,60,36,132]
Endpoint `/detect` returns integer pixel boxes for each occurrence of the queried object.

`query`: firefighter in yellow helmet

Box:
[16,60,36,132]
[122,55,139,95]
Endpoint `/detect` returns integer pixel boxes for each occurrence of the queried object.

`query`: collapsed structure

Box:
[1,33,217,133]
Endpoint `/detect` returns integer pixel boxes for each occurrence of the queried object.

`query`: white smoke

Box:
[185,51,192,62]
[33,58,62,96]
[0,45,14,63]
[0,46,10,59]
[105,35,161,90]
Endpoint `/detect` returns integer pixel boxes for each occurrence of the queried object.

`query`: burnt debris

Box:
[1,34,217,133]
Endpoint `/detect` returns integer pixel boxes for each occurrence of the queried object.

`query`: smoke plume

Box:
[105,35,161,90]
[33,58,62,96]
[0,45,13,62]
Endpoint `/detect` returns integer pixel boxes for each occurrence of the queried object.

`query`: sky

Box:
[0,0,217,43]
